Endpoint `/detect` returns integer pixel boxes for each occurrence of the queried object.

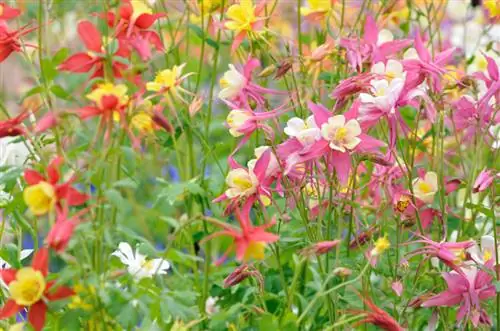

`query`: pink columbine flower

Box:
[282,102,385,184]
[391,281,403,297]
[402,32,455,93]
[214,148,274,213]
[407,235,475,271]
[422,261,496,327]
[473,168,496,193]
[300,240,341,257]
[450,95,496,141]
[339,15,411,71]
[219,58,285,109]
[350,294,405,331]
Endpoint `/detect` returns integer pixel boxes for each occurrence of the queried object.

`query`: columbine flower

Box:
[300,0,332,22]
[203,204,278,264]
[224,0,265,51]
[371,236,390,256]
[284,116,321,146]
[473,168,496,193]
[350,294,404,331]
[23,157,89,216]
[371,60,406,81]
[226,109,253,137]
[80,82,130,127]
[224,168,259,199]
[359,78,405,121]
[111,242,170,280]
[0,3,21,20]
[219,64,247,100]
[205,297,219,316]
[0,248,74,331]
[422,262,496,327]
[320,115,362,152]
[468,235,499,264]
[412,171,438,204]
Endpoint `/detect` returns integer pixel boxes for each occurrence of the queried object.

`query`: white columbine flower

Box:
[219,64,246,100]
[226,109,252,137]
[224,168,258,199]
[359,78,405,116]
[468,235,499,264]
[0,137,30,167]
[205,296,219,316]
[284,116,321,145]
[112,242,170,280]
[320,115,361,152]
[371,60,406,81]
[377,29,394,46]
[412,171,438,204]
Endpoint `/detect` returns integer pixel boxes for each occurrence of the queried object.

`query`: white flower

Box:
[359,78,405,116]
[445,0,469,22]
[320,115,361,152]
[205,296,219,316]
[377,29,394,46]
[467,235,499,264]
[371,60,405,81]
[0,137,30,167]
[412,171,438,204]
[225,168,258,199]
[219,65,246,100]
[226,109,252,137]
[489,123,500,149]
[284,116,321,145]
[111,242,170,280]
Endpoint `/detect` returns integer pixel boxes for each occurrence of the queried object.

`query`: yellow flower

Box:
[372,236,390,256]
[225,0,257,32]
[86,83,129,109]
[244,241,266,260]
[301,0,332,17]
[130,0,152,21]
[484,0,499,18]
[23,181,57,216]
[131,112,154,133]
[225,168,258,198]
[146,64,186,93]
[9,268,46,306]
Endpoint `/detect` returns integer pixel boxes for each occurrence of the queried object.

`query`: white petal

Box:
[377,29,394,45]
[371,62,386,74]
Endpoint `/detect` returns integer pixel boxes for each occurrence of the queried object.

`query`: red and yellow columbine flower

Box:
[224,0,266,52]
[23,157,89,216]
[0,248,74,331]
[78,82,129,126]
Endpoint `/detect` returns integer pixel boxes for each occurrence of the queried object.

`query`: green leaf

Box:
[51,84,72,100]
[52,47,69,65]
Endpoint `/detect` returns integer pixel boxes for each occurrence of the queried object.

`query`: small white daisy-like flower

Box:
[111,242,171,280]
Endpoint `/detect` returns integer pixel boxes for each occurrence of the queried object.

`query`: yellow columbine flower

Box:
[9,267,46,306]
[23,181,57,216]
[225,0,257,32]
[86,83,129,109]
[146,64,186,93]
[373,236,390,256]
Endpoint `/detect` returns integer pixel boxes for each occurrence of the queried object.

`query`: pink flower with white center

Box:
[371,60,406,81]
[422,261,496,327]
[226,109,253,137]
[320,115,362,152]
[284,116,321,146]
[224,167,259,199]
[219,64,247,100]
[359,78,405,122]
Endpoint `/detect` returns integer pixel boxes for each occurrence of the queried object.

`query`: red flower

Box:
[59,20,128,78]
[0,110,29,137]
[102,0,165,60]
[0,248,74,331]
[351,294,404,331]
[0,2,21,20]
[0,23,37,63]
[204,201,279,264]
[23,157,89,216]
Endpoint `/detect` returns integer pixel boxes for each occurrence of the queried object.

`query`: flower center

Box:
[417,181,433,194]
[244,241,266,261]
[23,181,56,216]
[483,249,492,261]
[334,127,348,142]
[9,268,46,306]
[233,176,253,191]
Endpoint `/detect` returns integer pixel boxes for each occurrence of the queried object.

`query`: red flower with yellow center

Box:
[0,248,74,331]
